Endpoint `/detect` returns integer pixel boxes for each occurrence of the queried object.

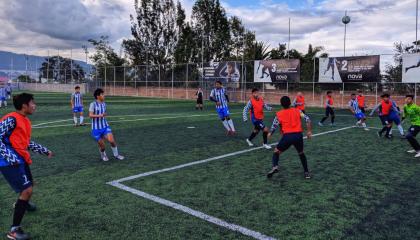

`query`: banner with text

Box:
[203,62,241,83]
[254,59,300,82]
[319,56,380,82]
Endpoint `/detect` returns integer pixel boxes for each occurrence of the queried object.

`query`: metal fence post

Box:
[146,64,148,97]
[312,82,315,103]
[341,82,345,108]
[186,63,189,99]
[113,67,116,96]
[375,83,378,106]
[415,82,418,104]
[172,65,174,99]
[158,64,161,96]
[123,66,126,96]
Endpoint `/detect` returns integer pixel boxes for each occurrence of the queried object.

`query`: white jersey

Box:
[89,101,109,130]
[210,87,229,109]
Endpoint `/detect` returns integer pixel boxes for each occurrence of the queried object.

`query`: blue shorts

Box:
[73,106,84,113]
[387,113,401,125]
[252,120,266,130]
[0,164,33,193]
[216,107,230,120]
[0,97,6,101]
[91,127,112,141]
[355,112,365,120]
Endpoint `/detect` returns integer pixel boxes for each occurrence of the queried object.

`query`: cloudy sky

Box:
[0,0,417,62]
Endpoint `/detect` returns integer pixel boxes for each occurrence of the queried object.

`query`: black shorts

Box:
[325,107,335,117]
[196,98,203,104]
[407,125,420,138]
[276,133,304,153]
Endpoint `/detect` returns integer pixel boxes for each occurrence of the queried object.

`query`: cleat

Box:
[267,168,279,178]
[415,152,420,158]
[7,227,31,240]
[246,139,254,147]
[318,122,324,127]
[330,123,336,127]
[304,172,311,179]
[114,155,125,160]
[364,128,370,131]
[102,155,109,162]
[262,144,272,150]
[407,149,417,153]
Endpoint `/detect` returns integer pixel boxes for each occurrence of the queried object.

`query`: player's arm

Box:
[28,141,53,158]
[326,99,333,108]
[369,103,380,116]
[225,94,230,103]
[209,90,217,103]
[0,117,21,165]
[268,116,280,137]
[89,103,104,118]
[348,102,355,114]
[264,103,272,111]
[70,94,74,108]
[301,112,312,138]
[243,101,251,122]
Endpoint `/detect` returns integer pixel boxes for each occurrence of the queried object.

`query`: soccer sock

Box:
[320,117,328,123]
[299,153,309,172]
[80,116,84,124]
[263,132,268,144]
[248,131,258,141]
[111,147,119,157]
[222,120,230,131]
[12,199,29,228]
[385,127,392,136]
[73,117,77,124]
[379,126,387,134]
[272,152,280,167]
[100,150,106,158]
[331,116,335,124]
[397,125,404,135]
[227,119,236,132]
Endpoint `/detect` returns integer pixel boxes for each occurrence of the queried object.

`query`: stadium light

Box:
[342,11,351,56]
[416,0,419,51]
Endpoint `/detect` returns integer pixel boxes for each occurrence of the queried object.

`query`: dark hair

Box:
[13,93,34,110]
[358,89,362,93]
[215,80,222,85]
[351,93,356,96]
[327,91,332,95]
[406,94,415,99]
[280,96,291,108]
[252,88,259,93]
[75,86,80,90]
[381,93,390,98]
[94,88,104,99]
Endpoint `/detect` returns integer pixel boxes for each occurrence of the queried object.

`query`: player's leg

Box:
[97,138,109,161]
[246,125,259,147]
[392,116,405,137]
[319,108,330,126]
[218,108,231,132]
[292,133,310,179]
[267,136,291,178]
[406,126,420,156]
[79,109,85,126]
[385,122,393,139]
[73,111,78,126]
[105,131,124,160]
[330,108,335,126]
[262,126,270,147]
[225,108,235,133]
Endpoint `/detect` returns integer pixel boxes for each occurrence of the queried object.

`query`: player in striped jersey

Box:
[210,81,236,135]
[89,88,124,161]
[71,86,85,126]
[0,86,7,108]
[369,94,405,139]
[348,93,369,131]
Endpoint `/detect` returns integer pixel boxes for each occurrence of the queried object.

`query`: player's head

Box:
[252,88,259,98]
[297,92,302,96]
[280,96,291,109]
[381,93,390,102]
[13,93,36,115]
[327,91,332,96]
[405,94,415,104]
[94,88,105,101]
[75,86,80,93]
[351,93,356,100]
[215,80,222,88]
[358,90,363,95]
[227,62,235,74]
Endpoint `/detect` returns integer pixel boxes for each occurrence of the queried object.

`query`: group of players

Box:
[0,81,419,239]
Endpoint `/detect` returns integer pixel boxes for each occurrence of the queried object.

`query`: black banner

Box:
[203,62,241,83]
[254,59,300,82]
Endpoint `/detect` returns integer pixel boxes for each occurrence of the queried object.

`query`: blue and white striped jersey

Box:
[210,87,229,109]
[89,101,109,130]
[348,99,362,114]
[71,92,83,107]
[0,88,6,98]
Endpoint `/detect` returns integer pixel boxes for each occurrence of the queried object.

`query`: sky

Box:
[0,0,417,62]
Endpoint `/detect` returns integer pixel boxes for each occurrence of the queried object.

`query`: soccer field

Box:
[0,92,419,240]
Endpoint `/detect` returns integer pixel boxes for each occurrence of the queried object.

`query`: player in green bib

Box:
[402,95,420,158]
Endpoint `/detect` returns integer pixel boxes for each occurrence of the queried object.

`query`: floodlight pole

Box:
[416,0,419,51]
[288,17,291,59]
[342,11,351,57]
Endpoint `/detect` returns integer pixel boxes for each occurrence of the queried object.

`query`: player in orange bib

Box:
[293,92,306,114]
[319,91,335,126]
[267,96,312,179]
[243,88,272,149]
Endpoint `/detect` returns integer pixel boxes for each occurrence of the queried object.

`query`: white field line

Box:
[106,126,355,240]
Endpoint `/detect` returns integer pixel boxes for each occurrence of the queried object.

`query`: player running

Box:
[210,80,236,135]
[89,88,124,161]
[319,91,335,127]
[370,94,405,139]
[267,96,312,179]
[71,86,85,126]
[0,93,53,240]
[402,95,420,157]
[349,93,369,131]
[243,88,272,149]
[6,83,12,99]
[195,87,204,110]
[356,90,366,113]
[0,86,7,108]
[293,92,305,114]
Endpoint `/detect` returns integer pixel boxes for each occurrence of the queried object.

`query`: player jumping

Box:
[267,96,312,179]
[349,93,369,131]
[319,91,335,126]
[402,95,420,157]
[71,86,85,126]
[370,93,405,139]
[293,92,305,114]
[210,80,236,135]
[0,93,53,240]
[243,88,272,149]
[89,88,124,161]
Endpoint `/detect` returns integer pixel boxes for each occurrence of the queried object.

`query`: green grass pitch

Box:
[0,92,419,240]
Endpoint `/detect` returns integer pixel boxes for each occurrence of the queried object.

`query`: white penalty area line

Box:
[107,126,355,240]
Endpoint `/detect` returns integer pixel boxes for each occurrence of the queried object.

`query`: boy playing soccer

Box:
[71,86,85,126]
[402,95,420,157]
[210,81,236,135]
[0,86,7,108]
[6,83,12,100]
[267,96,312,179]
[0,93,53,240]
[292,92,305,114]
[243,88,272,149]
[319,91,335,126]
[370,94,405,139]
[195,87,204,110]
[349,93,369,131]
[356,90,366,113]
[89,88,124,161]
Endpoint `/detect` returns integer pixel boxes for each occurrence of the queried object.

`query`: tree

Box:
[39,56,85,83]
